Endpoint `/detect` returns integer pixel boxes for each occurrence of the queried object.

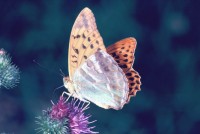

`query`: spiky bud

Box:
[0,49,20,89]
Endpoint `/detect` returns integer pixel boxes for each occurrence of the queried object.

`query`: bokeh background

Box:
[0,0,199,134]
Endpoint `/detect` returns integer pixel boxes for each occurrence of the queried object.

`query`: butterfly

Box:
[63,7,141,110]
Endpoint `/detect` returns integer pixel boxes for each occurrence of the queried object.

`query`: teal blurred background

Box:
[0,0,199,134]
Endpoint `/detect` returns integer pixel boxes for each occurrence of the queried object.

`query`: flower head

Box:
[0,49,20,89]
[36,96,98,134]
[36,109,69,134]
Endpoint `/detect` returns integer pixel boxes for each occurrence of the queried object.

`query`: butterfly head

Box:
[63,76,75,94]
[63,76,70,88]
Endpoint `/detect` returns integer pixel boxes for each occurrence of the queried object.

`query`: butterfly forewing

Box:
[68,7,106,78]
[72,50,129,110]
[107,38,141,103]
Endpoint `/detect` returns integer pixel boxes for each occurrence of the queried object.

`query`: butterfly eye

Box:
[63,77,70,82]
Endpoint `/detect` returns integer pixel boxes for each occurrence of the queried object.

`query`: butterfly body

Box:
[63,77,79,99]
[64,7,141,110]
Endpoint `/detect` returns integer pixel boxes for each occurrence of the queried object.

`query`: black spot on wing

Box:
[129,77,134,81]
[88,37,91,42]
[72,55,77,58]
[136,80,140,84]
[130,83,135,86]
[124,59,128,62]
[82,34,86,39]
[135,75,140,78]
[116,60,120,63]
[90,44,94,49]
[72,60,77,63]
[124,54,128,57]
[115,56,120,59]
[73,48,79,54]
[126,73,132,76]
[111,52,117,57]
[119,64,128,68]
[135,86,139,90]
[76,35,80,38]
[84,55,87,59]
[72,34,80,39]
[82,44,86,49]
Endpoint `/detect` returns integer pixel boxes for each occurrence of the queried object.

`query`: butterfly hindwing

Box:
[125,68,141,102]
[106,37,136,73]
[73,50,129,110]
[107,38,141,103]
[68,7,106,78]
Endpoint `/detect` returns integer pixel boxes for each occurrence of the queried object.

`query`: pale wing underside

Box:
[68,7,106,78]
[73,50,129,110]
[107,38,141,102]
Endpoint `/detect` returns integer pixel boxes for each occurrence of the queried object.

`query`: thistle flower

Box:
[36,109,69,134]
[36,96,98,134]
[0,49,20,89]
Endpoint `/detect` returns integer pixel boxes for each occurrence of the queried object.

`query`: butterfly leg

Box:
[73,84,91,110]
[85,101,90,111]
[62,91,72,102]
[81,100,90,111]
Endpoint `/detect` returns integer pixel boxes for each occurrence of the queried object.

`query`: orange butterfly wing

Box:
[106,37,141,102]
[68,7,106,78]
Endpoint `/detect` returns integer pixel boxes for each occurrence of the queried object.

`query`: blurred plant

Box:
[36,96,98,134]
[0,48,20,89]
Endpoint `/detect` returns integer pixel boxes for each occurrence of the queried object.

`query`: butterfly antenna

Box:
[59,68,65,77]
[51,85,65,100]
[53,85,64,93]
[33,59,64,77]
